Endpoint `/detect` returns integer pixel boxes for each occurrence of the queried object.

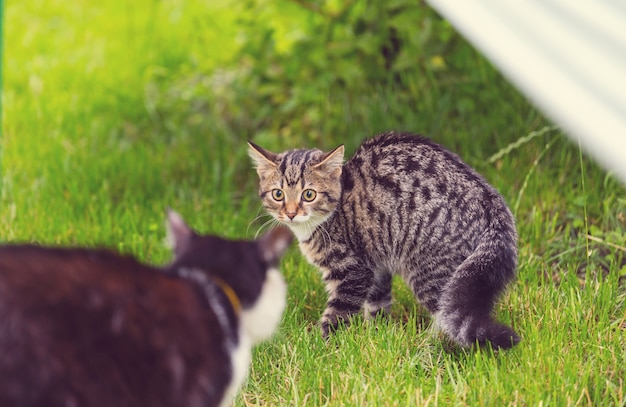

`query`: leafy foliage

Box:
[219,0,458,143]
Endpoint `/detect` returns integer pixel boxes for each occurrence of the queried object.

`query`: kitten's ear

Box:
[248,141,278,172]
[258,226,293,266]
[313,145,344,176]
[166,209,194,257]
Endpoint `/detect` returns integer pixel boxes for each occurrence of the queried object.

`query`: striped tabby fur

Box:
[248,132,520,349]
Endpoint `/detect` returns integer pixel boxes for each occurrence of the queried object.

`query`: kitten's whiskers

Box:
[254,217,281,239]
[247,206,274,237]
[308,214,332,251]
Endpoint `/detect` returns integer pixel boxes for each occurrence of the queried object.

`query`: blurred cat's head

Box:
[248,142,344,240]
[166,209,292,343]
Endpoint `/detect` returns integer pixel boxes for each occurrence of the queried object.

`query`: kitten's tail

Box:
[437,227,520,349]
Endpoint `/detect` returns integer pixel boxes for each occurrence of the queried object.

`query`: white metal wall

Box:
[426,0,626,183]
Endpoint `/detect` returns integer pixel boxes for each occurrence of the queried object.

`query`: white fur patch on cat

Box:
[221,268,286,407]
[219,338,249,407]
[241,268,287,343]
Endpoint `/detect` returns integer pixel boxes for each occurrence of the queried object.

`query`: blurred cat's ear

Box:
[166,209,194,257]
[248,141,278,172]
[258,226,293,266]
[313,145,344,176]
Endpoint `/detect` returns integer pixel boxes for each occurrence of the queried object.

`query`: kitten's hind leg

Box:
[436,252,519,350]
[363,271,392,320]
[320,264,374,338]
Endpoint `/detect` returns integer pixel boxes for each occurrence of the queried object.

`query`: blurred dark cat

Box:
[0,210,292,407]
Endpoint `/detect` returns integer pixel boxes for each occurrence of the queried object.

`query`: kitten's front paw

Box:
[320,313,351,339]
[320,320,332,340]
[320,317,341,339]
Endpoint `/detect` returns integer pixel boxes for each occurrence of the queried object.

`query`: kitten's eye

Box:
[302,189,317,202]
[271,189,284,201]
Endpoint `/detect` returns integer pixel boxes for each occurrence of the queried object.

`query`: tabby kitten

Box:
[249,131,520,349]
[0,210,292,407]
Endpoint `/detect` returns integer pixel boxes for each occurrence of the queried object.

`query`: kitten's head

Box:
[165,210,292,343]
[247,141,344,240]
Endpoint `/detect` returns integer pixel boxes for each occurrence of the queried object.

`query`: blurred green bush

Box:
[228,0,458,144]
[145,0,540,155]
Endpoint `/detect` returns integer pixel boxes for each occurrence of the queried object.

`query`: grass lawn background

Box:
[2,1,625,405]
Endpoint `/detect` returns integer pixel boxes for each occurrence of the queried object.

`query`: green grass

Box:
[3,1,625,406]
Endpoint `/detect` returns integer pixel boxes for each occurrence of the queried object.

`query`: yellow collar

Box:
[212,276,241,316]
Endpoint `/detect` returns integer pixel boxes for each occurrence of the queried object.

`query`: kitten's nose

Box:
[286,212,297,220]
